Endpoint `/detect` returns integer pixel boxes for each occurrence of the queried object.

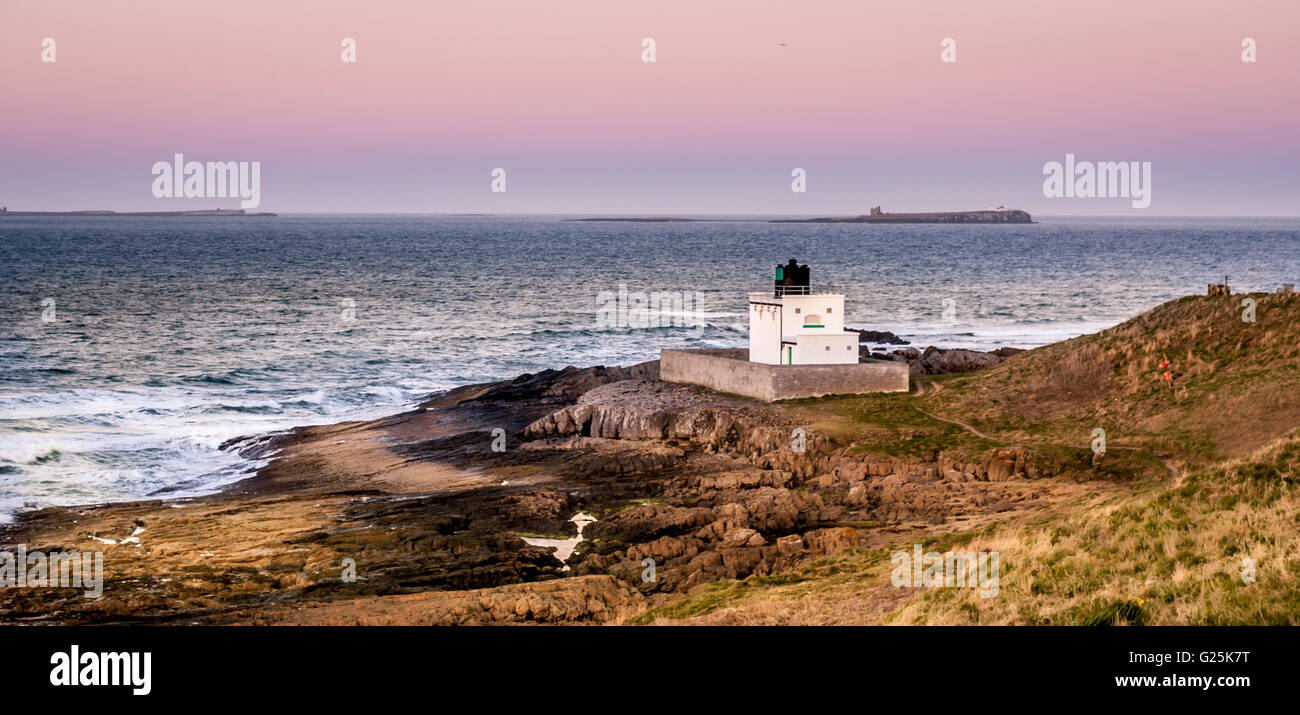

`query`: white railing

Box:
[749,283,842,297]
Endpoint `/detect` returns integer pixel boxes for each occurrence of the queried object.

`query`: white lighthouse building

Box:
[749,259,859,365]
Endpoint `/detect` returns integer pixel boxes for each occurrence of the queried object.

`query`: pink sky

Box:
[1,0,1297,214]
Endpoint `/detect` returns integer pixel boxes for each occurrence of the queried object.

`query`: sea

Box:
[2,214,1298,520]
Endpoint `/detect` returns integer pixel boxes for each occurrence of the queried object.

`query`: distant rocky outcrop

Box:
[850,329,910,345]
[0,209,276,217]
[773,208,1032,224]
[862,345,1024,375]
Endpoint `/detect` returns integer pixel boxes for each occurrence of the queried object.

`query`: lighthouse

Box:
[661,258,906,399]
[749,259,858,365]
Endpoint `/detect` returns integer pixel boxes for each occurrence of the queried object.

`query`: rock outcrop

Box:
[884,346,1007,375]
[242,575,646,625]
[851,329,910,345]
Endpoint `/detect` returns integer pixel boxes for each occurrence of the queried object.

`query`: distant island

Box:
[567,207,1033,224]
[773,206,1032,224]
[569,217,702,222]
[0,208,276,217]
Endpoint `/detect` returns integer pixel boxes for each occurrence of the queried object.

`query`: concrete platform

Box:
[660,348,910,402]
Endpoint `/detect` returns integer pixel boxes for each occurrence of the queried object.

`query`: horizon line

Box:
[5,210,1300,219]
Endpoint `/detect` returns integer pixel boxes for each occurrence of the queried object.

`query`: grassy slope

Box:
[641,294,1300,625]
[924,293,1300,468]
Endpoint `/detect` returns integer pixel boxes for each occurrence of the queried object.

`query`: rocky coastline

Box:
[4,293,1294,626]
[0,343,1047,625]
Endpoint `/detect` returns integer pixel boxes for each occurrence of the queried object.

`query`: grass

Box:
[635,296,1300,625]
[633,546,898,625]
[920,293,1300,470]
[511,531,573,540]
[802,386,1002,460]
[642,432,1300,625]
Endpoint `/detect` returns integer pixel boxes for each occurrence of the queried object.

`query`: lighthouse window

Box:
[794,308,800,314]
[825,346,830,351]
[826,307,832,313]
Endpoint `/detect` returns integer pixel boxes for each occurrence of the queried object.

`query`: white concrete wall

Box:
[751,293,851,366]
[748,299,782,364]
[662,348,909,401]
[780,294,849,364]
[781,294,846,334]
[792,332,859,364]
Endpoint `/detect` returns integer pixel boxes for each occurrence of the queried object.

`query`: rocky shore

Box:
[8,294,1286,625]
[849,329,1026,374]
[874,345,1025,375]
[0,343,1064,625]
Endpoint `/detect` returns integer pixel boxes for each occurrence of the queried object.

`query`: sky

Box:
[1,0,1297,215]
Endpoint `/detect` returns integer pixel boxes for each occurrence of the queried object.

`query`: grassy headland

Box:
[642,293,1300,624]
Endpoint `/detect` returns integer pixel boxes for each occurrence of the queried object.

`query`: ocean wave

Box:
[179,373,242,385]
[0,388,190,421]
[456,318,746,342]
[362,385,412,405]
[0,428,270,520]
[0,435,77,465]
[29,448,63,465]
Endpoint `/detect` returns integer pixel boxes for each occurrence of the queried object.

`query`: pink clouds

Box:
[1,0,1297,213]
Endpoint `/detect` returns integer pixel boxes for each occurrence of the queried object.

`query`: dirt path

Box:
[915,380,1181,480]
[912,381,1006,444]
[914,406,1005,443]
[1108,444,1181,479]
